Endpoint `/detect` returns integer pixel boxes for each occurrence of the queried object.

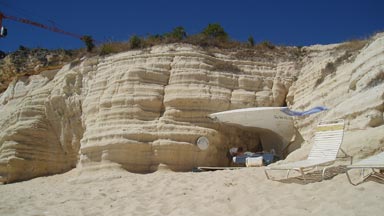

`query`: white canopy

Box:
[209,107,296,156]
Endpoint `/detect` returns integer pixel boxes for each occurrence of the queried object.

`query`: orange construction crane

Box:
[0,11,94,51]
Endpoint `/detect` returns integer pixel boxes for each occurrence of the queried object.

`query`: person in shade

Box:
[227,146,244,165]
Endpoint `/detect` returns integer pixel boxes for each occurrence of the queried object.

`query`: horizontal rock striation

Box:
[287,34,384,156]
[1,33,383,182]
[0,44,297,182]
[0,68,82,182]
[79,45,297,172]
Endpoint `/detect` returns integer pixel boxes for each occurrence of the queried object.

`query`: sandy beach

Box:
[0,17,383,216]
[1,163,383,216]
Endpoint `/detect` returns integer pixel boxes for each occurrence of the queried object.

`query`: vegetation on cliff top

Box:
[0,46,78,92]
[98,23,282,56]
[0,23,371,93]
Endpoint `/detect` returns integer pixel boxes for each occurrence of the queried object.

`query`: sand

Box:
[0,163,383,216]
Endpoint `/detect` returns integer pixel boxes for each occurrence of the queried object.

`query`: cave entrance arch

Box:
[210,107,302,158]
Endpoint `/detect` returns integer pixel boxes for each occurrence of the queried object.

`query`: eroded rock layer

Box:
[0,44,297,182]
[0,68,83,182]
[1,33,383,183]
[287,33,384,158]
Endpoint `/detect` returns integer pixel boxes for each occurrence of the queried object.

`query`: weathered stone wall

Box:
[78,45,297,172]
[0,48,73,93]
[287,33,384,160]
[0,67,82,182]
[0,44,297,182]
[1,33,383,183]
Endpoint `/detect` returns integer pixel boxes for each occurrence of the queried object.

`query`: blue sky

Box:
[0,0,383,52]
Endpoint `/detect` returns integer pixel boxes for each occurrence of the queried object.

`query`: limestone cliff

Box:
[0,34,383,183]
[286,33,384,160]
[0,44,297,182]
[0,47,75,93]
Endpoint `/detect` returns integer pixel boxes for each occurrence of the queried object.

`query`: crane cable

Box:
[0,2,96,50]
[2,13,84,39]
[0,1,56,27]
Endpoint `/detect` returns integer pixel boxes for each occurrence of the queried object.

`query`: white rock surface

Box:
[0,33,383,183]
[286,33,384,159]
[0,44,297,182]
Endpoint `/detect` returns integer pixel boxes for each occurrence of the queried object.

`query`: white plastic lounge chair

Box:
[264,120,352,182]
[345,152,384,185]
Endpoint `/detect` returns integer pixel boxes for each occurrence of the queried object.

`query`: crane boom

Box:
[0,11,95,52]
[0,13,83,39]
[0,12,83,39]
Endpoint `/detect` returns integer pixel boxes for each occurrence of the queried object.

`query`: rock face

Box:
[0,47,74,93]
[286,33,384,159]
[0,34,383,183]
[0,44,297,182]
[0,67,83,183]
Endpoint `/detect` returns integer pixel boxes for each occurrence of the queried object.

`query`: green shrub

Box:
[129,35,142,49]
[248,36,255,47]
[260,40,275,49]
[81,35,95,52]
[97,41,131,56]
[18,45,29,51]
[100,43,118,56]
[202,23,228,41]
[169,26,187,41]
[144,34,164,47]
[336,39,367,52]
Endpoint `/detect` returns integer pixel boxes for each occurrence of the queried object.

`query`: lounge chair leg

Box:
[346,169,359,186]
[299,168,306,183]
[264,169,271,180]
[322,168,326,180]
[322,167,329,180]
[346,168,375,186]
[322,165,331,180]
[340,148,353,164]
[286,170,291,179]
[372,171,384,181]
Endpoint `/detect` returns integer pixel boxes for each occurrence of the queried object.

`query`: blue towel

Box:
[233,154,262,164]
[280,106,328,116]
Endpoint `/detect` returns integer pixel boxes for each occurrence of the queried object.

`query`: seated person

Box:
[227,146,244,165]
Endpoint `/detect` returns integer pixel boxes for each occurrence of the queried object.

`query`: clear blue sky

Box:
[0,0,383,52]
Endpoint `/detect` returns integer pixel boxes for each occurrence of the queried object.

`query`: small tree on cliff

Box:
[248,36,255,47]
[162,26,187,43]
[129,35,142,49]
[202,23,228,41]
[169,26,187,41]
[81,35,95,52]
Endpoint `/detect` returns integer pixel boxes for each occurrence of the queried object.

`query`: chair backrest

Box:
[307,120,345,161]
